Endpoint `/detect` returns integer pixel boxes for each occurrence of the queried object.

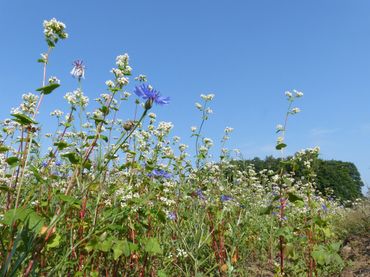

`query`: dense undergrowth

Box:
[0,18,367,276]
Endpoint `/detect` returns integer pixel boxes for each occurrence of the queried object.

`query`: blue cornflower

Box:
[220,195,233,202]
[134,84,170,110]
[196,189,206,200]
[167,212,176,221]
[148,169,172,179]
[55,160,62,166]
[41,161,48,167]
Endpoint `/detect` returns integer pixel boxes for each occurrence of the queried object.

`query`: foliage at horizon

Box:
[233,157,364,203]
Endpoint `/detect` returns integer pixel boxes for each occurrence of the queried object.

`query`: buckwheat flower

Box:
[116,54,129,68]
[43,18,68,47]
[48,76,60,84]
[70,60,85,81]
[111,68,123,77]
[203,138,213,147]
[291,107,301,114]
[105,80,115,88]
[148,112,156,119]
[294,90,304,98]
[148,169,172,179]
[134,84,170,110]
[200,93,215,101]
[195,102,202,110]
[123,91,131,98]
[277,136,284,144]
[205,108,213,114]
[116,76,129,88]
[276,124,284,132]
[134,74,147,82]
[220,195,233,202]
[224,127,234,133]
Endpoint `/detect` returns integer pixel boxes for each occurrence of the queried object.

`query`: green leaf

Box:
[99,105,109,115]
[36,83,60,95]
[287,192,303,203]
[0,145,9,153]
[113,240,130,260]
[6,156,19,167]
[47,233,61,249]
[100,135,108,143]
[11,113,37,126]
[54,141,69,150]
[98,238,113,252]
[276,143,287,150]
[144,238,162,255]
[157,270,167,277]
[57,194,81,208]
[85,238,98,252]
[259,204,274,215]
[0,185,13,193]
[61,152,80,164]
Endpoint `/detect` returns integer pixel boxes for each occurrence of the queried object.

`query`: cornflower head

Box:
[220,195,233,202]
[70,60,85,81]
[134,84,170,110]
[148,169,172,179]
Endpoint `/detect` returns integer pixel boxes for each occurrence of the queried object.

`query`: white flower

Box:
[224,127,234,133]
[285,91,293,98]
[48,76,60,84]
[43,18,68,45]
[276,124,284,131]
[191,126,197,132]
[294,90,304,98]
[291,107,301,114]
[50,109,63,117]
[195,102,202,110]
[105,80,115,88]
[201,93,215,101]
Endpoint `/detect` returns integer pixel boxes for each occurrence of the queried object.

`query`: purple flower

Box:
[55,160,62,166]
[148,169,172,179]
[167,212,176,221]
[70,60,85,81]
[322,204,328,213]
[42,161,48,167]
[134,84,170,109]
[220,195,233,202]
[196,189,206,200]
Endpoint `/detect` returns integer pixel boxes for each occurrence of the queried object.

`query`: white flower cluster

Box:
[43,18,68,46]
[12,93,39,115]
[201,93,215,101]
[48,76,60,84]
[50,109,63,117]
[64,88,89,108]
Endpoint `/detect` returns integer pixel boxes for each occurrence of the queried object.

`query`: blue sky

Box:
[0,1,369,193]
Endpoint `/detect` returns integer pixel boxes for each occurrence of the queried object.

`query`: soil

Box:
[340,234,370,277]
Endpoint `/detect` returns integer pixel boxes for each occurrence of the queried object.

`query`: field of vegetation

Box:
[0,19,369,276]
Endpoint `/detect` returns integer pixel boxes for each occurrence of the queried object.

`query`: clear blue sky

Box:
[0,1,369,193]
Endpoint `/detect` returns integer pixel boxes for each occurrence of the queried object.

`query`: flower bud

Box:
[145,99,153,110]
[123,120,135,131]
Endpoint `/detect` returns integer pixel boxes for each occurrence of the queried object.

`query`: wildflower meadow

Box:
[0,18,369,277]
